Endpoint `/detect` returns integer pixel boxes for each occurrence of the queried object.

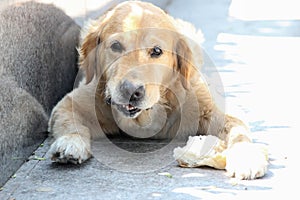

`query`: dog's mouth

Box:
[116,103,142,117]
[106,98,144,118]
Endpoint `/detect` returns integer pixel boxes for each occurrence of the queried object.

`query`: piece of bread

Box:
[173,135,227,169]
[173,135,269,172]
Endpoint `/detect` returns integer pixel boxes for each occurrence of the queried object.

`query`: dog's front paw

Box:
[49,134,91,164]
[225,142,268,180]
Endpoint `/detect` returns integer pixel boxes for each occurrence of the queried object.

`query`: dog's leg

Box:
[48,93,92,164]
[222,115,268,179]
[193,81,268,179]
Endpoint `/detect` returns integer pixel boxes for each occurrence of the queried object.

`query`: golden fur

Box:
[48,1,267,179]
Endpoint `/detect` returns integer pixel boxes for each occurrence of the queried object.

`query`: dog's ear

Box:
[79,15,109,84]
[79,27,99,84]
[174,38,193,89]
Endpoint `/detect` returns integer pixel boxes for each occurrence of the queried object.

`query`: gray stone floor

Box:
[1,0,299,199]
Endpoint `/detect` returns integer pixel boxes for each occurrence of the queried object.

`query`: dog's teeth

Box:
[129,105,135,111]
[121,104,136,111]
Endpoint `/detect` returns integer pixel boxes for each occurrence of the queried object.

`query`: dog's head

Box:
[79,1,196,120]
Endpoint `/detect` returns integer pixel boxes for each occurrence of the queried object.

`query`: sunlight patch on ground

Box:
[182,173,205,178]
[214,33,300,128]
[229,0,300,20]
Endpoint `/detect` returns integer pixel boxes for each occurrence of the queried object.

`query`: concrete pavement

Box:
[1,0,299,199]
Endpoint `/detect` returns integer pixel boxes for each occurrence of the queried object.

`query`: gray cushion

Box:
[0,2,81,186]
[0,1,80,114]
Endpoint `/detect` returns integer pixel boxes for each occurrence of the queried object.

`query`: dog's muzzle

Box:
[106,80,149,118]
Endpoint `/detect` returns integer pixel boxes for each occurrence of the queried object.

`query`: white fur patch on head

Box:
[122,3,143,32]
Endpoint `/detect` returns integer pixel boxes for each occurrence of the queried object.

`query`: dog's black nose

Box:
[119,80,145,103]
[130,85,145,102]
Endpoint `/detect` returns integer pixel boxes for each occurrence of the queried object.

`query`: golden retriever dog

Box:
[48,1,268,179]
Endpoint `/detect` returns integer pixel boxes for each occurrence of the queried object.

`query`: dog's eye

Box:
[110,40,124,53]
[150,46,163,58]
